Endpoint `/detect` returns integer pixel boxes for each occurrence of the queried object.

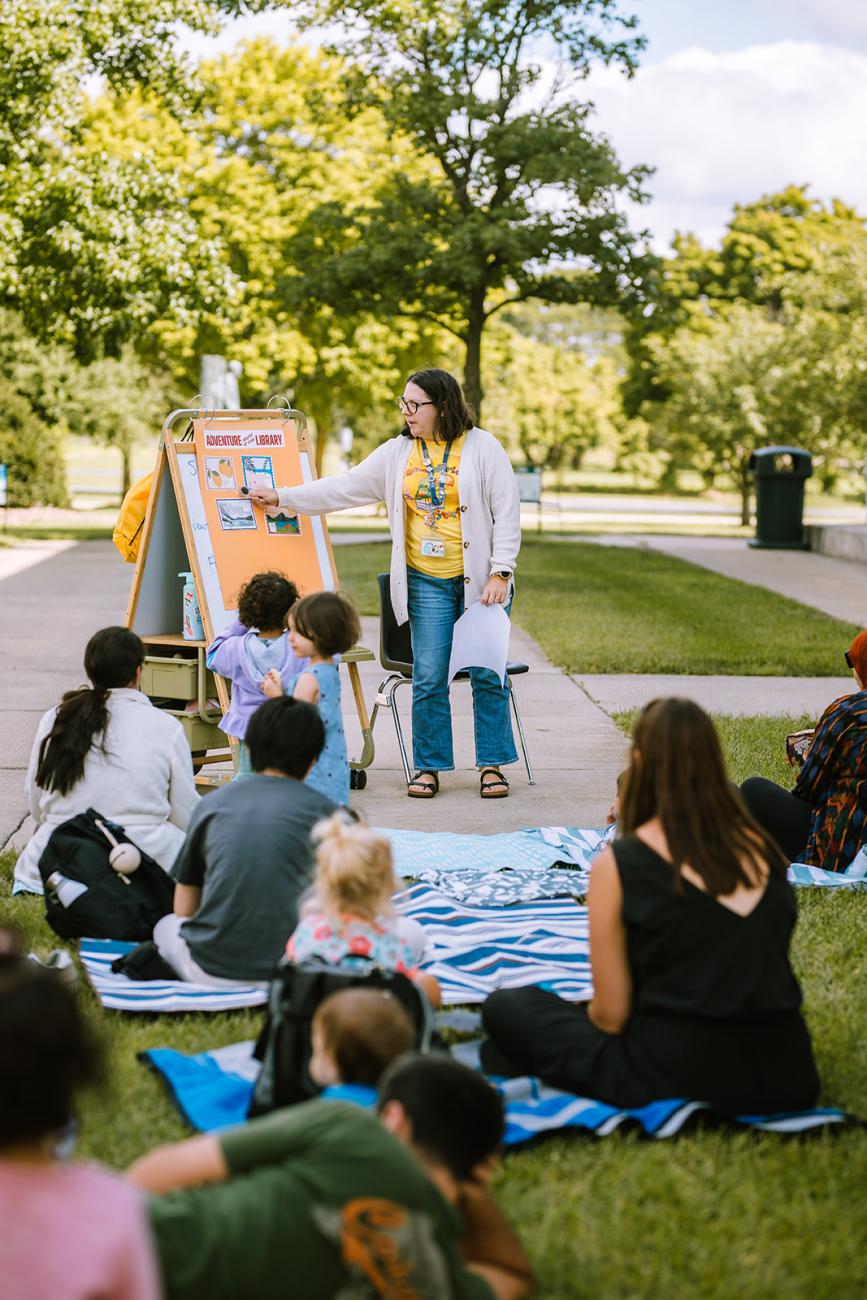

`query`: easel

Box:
[125,404,375,788]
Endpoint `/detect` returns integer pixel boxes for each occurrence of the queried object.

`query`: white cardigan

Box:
[277,427,521,624]
[14,689,198,893]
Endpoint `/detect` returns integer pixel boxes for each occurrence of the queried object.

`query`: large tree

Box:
[89,40,448,468]
[281,0,654,418]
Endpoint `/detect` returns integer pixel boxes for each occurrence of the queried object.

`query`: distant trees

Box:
[624,187,867,513]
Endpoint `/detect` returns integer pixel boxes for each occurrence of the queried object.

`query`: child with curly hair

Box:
[206,571,306,776]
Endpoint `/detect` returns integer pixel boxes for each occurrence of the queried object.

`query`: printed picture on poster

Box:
[241,455,275,490]
[205,457,236,491]
[266,510,302,536]
[216,498,258,531]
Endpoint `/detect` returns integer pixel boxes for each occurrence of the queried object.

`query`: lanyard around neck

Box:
[419,440,452,509]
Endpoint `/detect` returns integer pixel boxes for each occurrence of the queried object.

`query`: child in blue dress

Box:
[264,591,359,806]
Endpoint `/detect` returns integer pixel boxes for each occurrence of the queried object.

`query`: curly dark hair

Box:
[292,591,361,658]
[400,368,475,444]
[237,571,299,632]
[0,936,104,1149]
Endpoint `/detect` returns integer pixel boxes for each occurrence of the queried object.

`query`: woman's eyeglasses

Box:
[397,397,435,415]
[845,650,854,669]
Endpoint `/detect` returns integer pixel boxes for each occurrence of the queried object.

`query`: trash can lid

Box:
[750,445,812,459]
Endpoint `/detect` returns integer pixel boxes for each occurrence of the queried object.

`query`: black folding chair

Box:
[369,572,536,786]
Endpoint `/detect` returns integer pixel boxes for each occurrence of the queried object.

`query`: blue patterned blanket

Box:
[141,1039,860,1145]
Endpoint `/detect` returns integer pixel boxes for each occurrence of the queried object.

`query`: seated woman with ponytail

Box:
[14,627,198,893]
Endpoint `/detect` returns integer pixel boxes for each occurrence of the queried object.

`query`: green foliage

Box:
[0,382,67,506]
[282,0,654,415]
[0,0,285,361]
[0,309,176,499]
[623,186,867,502]
[483,319,624,470]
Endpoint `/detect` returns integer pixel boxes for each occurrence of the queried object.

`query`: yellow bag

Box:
[113,473,153,563]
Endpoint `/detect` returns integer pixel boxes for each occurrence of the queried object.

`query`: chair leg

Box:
[389,678,413,785]
[508,678,536,786]
[372,673,413,785]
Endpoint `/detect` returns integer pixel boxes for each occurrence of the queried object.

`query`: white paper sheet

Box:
[448,602,511,685]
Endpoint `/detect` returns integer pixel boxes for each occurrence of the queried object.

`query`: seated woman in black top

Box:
[481,698,820,1114]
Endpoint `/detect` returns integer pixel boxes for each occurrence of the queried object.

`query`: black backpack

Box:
[38,808,175,941]
[248,958,435,1118]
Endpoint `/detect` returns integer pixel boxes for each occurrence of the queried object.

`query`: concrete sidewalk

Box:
[0,540,628,852]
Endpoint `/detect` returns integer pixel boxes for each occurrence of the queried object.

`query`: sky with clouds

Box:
[179,1,867,252]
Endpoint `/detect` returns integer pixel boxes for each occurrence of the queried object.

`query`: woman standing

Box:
[14,627,198,891]
[481,699,820,1114]
[250,369,521,799]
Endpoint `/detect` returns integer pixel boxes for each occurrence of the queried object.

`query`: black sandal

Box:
[480,767,509,799]
[407,770,439,799]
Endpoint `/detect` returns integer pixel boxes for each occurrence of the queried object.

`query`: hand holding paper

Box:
[448,602,511,685]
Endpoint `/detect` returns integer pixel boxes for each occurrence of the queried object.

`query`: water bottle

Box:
[46,871,88,908]
[179,572,204,641]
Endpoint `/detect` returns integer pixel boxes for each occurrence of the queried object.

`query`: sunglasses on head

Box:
[845,650,854,669]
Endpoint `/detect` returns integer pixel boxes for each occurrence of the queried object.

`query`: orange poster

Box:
[192,416,336,612]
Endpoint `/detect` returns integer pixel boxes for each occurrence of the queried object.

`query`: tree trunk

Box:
[740,458,752,526]
[120,440,132,498]
[462,290,486,422]
[314,417,330,475]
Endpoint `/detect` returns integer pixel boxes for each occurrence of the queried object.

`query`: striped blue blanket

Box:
[532,827,867,893]
[141,1039,859,1144]
[79,884,591,1013]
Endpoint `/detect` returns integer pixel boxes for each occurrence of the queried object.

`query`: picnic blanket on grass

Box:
[141,1038,860,1145]
[79,884,591,1012]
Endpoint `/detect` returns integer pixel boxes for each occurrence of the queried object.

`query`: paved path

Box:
[0,540,627,853]
[3,530,862,856]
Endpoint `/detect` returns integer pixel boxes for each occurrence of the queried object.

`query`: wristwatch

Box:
[492,571,511,581]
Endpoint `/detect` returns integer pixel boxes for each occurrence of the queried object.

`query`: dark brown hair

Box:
[400,368,475,444]
[0,933,104,1148]
[36,627,144,796]
[237,571,299,631]
[292,591,360,658]
[620,697,789,895]
[314,988,413,1086]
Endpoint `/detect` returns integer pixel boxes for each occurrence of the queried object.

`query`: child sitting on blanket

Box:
[310,988,414,1109]
[287,813,442,1007]
[0,928,160,1300]
[206,571,307,777]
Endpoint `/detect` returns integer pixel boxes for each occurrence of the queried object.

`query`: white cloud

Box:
[586,41,867,250]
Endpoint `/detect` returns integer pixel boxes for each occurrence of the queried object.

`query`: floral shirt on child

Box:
[286,913,418,976]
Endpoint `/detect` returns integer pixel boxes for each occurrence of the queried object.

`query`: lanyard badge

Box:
[420,440,451,511]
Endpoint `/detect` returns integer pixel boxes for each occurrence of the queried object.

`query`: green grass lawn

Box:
[334,538,858,676]
[2,710,866,1298]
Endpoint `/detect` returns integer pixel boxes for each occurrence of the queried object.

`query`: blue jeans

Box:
[406,566,518,773]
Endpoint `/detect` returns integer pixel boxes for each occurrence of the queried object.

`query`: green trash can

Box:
[748,446,812,549]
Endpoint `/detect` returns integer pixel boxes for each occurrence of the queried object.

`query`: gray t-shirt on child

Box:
[171,774,336,980]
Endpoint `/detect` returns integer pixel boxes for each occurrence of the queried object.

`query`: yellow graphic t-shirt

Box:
[403,435,465,577]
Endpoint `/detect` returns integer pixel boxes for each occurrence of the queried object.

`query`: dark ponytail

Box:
[35,628,144,795]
